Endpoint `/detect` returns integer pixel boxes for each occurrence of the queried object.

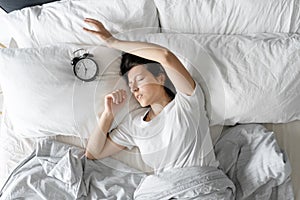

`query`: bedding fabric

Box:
[0,0,159,48]
[215,124,294,199]
[133,166,235,200]
[154,0,300,34]
[0,44,140,138]
[129,33,300,125]
[0,125,293,199]
[0,105,153,189]
[0,139,235,200]
[264,121,300,199]
[0,139,146,199]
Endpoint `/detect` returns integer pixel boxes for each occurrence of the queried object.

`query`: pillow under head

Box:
[0,44,140,138]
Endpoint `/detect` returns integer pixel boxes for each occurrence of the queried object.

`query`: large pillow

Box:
[154,0,300,34]
[133,33,300,125]
[0,0,159,48]
[0,44,140,138]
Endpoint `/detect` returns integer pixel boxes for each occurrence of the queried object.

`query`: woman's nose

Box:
[130,82,139,93]
[131,86,139,93]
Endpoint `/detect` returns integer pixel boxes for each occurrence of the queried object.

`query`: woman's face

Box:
[127,65,163,107]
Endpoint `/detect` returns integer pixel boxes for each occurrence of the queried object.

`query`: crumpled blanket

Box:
[133,166,236,200]
[0,139,145,200]
[0,139,235,200]
[1,124,293,199]
[215,124,294,200]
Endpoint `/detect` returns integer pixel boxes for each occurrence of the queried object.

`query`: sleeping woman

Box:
[83,18,219,174]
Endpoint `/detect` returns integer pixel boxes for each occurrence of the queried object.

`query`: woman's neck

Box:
[150,93,172,117]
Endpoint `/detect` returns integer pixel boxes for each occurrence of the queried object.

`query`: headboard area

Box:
[0,0,58,13]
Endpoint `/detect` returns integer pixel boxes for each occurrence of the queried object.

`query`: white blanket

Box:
[0,125,293,199]
[0,139,235,200]
[215,124,294,200]
[0,140,145,199]
[134,166,235,200]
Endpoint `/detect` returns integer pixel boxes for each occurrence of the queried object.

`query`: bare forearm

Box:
[109,38,195,94]
[83,18,195,95]
[85,112,114,159]
[109,39,169,64]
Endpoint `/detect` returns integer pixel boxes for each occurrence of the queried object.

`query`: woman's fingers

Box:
[107,90,126,104]
[82,27,98,34]
[83,18,115,45]
[84,18,104,26]
[84,18,105,31]
[104,90,127,114]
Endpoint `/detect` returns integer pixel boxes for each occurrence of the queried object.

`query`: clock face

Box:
[74,58,98,81]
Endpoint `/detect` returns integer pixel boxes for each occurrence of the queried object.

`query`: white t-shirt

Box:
[109,82,219,174]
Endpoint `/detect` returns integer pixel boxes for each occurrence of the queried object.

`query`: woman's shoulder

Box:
[175,82,204,103]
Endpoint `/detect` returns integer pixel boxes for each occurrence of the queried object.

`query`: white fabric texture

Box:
[264,121,300,199]
[154,0,300,34]
[0,105,153,189]
[110,82,219,174]
[215,124,293,200]
[0,0,159,48]
[130,33,300,125]
[0,44,140,138]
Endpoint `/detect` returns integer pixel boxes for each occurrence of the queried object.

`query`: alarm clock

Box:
[71,49,99,82]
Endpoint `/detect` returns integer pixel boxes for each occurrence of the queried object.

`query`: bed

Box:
[0,0,299,199]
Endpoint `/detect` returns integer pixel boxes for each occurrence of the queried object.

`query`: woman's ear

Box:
[157,73,166,85]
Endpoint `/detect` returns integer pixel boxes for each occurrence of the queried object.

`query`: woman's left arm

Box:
[83,18,195,95]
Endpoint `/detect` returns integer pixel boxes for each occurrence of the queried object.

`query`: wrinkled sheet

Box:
[0,125,294,199]
[133,166,235,200]
[215,124,294,200]
[0,139,236,200]
[0,139,146,199]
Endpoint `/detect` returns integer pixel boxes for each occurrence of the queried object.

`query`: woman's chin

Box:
[138,100,149,108]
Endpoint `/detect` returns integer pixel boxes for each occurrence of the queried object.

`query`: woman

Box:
[83,18,219,174]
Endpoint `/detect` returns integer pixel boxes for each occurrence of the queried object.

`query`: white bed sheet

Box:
[264,122,300,199]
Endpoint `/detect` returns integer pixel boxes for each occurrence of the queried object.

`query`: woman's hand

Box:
[83,18,116,46]
[104,89,127,117]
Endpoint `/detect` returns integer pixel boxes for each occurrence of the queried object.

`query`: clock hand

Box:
[83,62,87,76]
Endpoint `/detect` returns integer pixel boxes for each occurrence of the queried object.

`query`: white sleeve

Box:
[175,82,205,112]
[109,123,136,150]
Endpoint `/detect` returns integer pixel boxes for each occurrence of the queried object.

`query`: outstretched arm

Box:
[83,18,195,96]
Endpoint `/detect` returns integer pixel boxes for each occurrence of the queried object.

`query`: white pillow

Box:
[0,44,140,138]
[134,33,300,125]
[154,0,300,34]
[0,0,159,48]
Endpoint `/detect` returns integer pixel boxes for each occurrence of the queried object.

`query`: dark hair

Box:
[120,52,176,100]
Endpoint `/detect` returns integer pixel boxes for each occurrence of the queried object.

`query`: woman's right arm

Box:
[85,89,127,160]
